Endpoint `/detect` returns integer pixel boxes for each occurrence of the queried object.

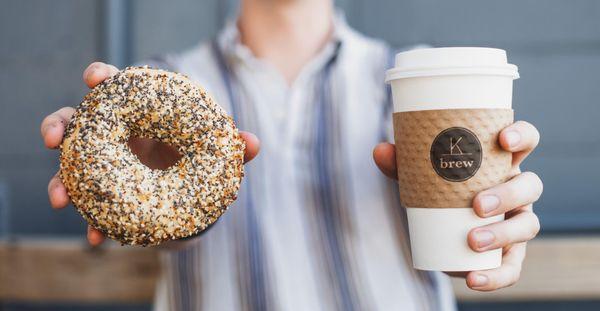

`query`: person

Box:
[40,0,543,310]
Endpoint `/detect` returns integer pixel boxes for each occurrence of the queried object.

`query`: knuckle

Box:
[107,64,119,72]
[47,185,59,207]
[47,179,55,193]
[40,115,54,134]
[493,231,510,249]
[529,214,541,238]
[513,120,529,127]
[47,176,60,193]
[41,114,53,124]
[510,265,522,286]
[486,277,500,290]
[57,107,75,122]
[529,124,541,146]
[532,130,540,147]
[515,120,540,147]
[520,170,536,179]
[506,278,518,288]
[497,263,522,289]
[85,62,97,73]
[523,171,544,198]
[497,181,519,207]
[88,61,104,69]
[57,106,72,114]
[515,120,534,130]
[509,166,521,177]
[524,119,539,134]
[84,62,104,79]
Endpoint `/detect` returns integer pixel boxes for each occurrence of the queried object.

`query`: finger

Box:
[40,107,75,149]
[498,121,540,166]
[83,62,119,88]
[48,172,70,209]
[239,131,260,163]
[373,142,397,180]
[466,242,526,291]
[473,171,543,217]
[468,208,540,252]
[87,226,105,246]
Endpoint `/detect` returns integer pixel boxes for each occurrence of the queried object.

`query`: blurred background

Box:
[1,0,600,310]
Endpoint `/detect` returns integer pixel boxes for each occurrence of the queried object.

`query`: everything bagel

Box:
[60,66,245,246]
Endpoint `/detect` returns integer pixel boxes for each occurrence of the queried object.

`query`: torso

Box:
[150,19,456,311]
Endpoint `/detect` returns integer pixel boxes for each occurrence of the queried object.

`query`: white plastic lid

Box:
[385,47,519,82]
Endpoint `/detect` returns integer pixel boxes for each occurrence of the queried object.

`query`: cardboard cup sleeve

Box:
[393,108,514,208]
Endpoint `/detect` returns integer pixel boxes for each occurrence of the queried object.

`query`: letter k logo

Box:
[449,137,463,155]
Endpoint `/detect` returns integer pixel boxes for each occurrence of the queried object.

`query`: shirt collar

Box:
[216,10,350,70]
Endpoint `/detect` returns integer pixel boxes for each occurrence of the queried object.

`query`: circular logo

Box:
[430,127,482,182]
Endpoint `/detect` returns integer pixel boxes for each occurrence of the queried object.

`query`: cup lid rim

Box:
[385,64,519,82]
[385,47,519,82]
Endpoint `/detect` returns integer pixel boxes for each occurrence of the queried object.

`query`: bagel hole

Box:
[128,136,183,170]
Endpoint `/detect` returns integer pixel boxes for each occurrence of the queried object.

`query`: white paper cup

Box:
[385,47,519,271]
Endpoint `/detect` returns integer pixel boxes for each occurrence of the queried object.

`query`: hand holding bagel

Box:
[41,62,260,246]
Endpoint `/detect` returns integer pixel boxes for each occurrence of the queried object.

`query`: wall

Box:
[1,0,599,310]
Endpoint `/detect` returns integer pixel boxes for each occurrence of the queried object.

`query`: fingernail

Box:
[479,195,500,214]
[471,274,489,287]
[474,229,495,248]
[505,131,521,148]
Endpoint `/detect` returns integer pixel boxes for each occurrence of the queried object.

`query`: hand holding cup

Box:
[373,121,542,290]
[375,48,543,290]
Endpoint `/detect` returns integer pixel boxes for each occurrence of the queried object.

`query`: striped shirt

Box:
[151,14,456,311]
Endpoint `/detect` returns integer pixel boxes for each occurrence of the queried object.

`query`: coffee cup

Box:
[385,47,519,271]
